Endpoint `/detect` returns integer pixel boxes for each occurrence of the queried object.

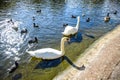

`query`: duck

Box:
[33,23,39,28]
[8,61,19,73]
[27,37,69,60]
[71,15,76,18]
[21,28,28,35]
[32,16,35,21]
[36,10,41,13]
[62,16,80,36]
[113,10,117,14]
[63,23,68,27]
[104,13,110,22]
[7,19,14,24]
[86,18,90,22]
[28,37,38,44]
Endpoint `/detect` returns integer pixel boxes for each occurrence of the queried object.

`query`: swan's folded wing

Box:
[62,26,77,35]
[35,48,62,59]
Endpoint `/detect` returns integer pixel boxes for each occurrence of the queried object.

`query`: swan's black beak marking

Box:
[67,38,71,44]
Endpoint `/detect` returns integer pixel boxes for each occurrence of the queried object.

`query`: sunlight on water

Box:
[0,0,120,79]
[0,19,25,69]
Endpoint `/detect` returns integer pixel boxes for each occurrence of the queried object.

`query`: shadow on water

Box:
[69,32,83,43]
[34,57,63,69]
[34,56,85,70]
[84,34,95,39]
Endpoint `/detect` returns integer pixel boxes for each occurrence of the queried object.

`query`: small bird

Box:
[86,18,90,22]
[32,16,35,21]
[36,10,41,13]
[8,61,19,73]
[28,37,38,44]
[7,19,14,24]
[71,15,76,18]
[21,29,28,35]
[113,10,117,14]
[33,23,39,28]
[63,23,68,27]
[104,13,110,22]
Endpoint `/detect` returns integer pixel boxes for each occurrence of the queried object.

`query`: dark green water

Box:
[0,0,120,80]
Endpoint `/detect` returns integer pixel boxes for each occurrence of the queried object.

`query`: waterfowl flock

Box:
[5,6,118,74]
[6,9,118,60]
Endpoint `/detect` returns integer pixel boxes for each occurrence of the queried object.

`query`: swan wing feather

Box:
[27,48,62,59]
[62,26,77,35]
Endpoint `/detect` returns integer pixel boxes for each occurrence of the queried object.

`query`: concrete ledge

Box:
[53,25,120,80]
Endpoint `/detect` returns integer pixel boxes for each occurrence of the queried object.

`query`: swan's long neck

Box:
[76,16,80,29]
[60,38,65,55]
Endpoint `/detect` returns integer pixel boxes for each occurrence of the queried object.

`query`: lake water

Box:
[0,0,120,79]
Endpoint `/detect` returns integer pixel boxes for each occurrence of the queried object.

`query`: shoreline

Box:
[53,25,120,80]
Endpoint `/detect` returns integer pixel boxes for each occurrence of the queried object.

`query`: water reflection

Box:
[68,32,83,43]
[34,56,85,70]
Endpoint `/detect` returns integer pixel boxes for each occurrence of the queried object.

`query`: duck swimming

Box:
[21,28,28,35]
[8,61,19,73]
[104,13,110,22]
[32,16,35,21]
[71,15,76,18]
[36,10,41,13]
[33,23,39,28]
[28,37,38,44]
[63,23,68,27]
[86,18,90,22]
[113,10,117,14]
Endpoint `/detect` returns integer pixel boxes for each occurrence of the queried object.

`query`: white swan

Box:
[27,37,69,60]
[62,16,80,36]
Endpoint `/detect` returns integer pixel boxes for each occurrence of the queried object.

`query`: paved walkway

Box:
[53,25,120,80]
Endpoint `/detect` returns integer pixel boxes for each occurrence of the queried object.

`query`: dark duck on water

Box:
[8,61,19,73]
[33,23,39,28]
[104,13,110,22]
[20,29,28,35]
[28,37,38,44]
[71,15,76,18]
[86,18,90,22]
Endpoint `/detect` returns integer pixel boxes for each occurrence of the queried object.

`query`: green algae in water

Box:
[5,36,96,80]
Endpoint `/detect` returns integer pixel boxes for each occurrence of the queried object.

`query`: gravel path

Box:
[53,25,120,80]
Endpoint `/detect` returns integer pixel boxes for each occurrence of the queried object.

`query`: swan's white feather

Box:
[62,16,80,36]
[62,25,78,36]
[27,48,62,59]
